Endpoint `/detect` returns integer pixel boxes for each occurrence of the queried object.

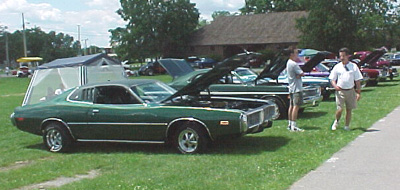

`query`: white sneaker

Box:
[331,120,338,131]
[290,126,304,132]
[344,126,350,131]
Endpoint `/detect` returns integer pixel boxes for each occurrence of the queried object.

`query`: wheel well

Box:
[166,120,212,142]
[41,119,74,140]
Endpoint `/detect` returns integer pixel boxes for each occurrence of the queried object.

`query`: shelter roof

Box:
[190,11,308,46]
[38,53,120,69]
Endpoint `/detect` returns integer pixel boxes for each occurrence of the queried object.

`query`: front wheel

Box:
[174,124,208,154]
[263,97,286,120]
[43,123,72,152]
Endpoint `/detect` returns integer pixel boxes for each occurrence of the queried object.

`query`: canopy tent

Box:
[22,53,126,106]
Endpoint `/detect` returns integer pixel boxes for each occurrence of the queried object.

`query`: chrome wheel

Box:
[46,129,63,152]
[178,128,199,153]
[43,123,72,152]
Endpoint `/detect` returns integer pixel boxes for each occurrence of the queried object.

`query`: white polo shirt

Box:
[329,62,363,89]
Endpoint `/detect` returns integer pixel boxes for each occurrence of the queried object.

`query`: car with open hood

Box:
[11,53,276,154]
[161,51,323,120]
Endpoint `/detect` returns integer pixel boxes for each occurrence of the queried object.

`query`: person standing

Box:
[286,46,304,132]
[329,47,363,131]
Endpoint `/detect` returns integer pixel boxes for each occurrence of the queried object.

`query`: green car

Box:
[161,52,323,119]
[11,53,275,154]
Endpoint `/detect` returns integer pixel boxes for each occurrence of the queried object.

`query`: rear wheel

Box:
[146,69,154,76]
[174,123,208,154]
[43,123,72,152]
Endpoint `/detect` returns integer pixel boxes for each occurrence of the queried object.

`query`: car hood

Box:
[163,52,260,102]
[355,49,385,66]
[158,59,194,79]
[301,51,332,72]
[256,51,330,80]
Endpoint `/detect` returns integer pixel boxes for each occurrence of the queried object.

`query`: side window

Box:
[69,88,94,102]
[94,86,140,104]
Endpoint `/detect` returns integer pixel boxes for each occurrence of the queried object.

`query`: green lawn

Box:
[0,76,399,189]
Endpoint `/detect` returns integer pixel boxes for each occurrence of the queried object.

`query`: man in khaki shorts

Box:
[286,46,305,132]
[329,47,363,131]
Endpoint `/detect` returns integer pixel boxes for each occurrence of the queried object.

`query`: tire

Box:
[263,97,286,120]
[366,80,378,86]
[174,123,208,154]
[43,123,72,152]
[146,69,154,76]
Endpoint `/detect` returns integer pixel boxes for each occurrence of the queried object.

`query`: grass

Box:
[0,75,399,189]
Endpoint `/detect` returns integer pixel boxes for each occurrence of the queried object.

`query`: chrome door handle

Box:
[92,109,99,115]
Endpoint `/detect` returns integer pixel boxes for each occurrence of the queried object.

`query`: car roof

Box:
[80,79,158,88]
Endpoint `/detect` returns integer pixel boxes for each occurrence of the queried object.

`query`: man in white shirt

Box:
[329,47,363,131]
[286,46,305,132]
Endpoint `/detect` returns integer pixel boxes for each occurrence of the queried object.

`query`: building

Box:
[187,11,307,59]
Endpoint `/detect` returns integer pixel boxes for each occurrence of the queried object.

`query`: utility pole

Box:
[83,39,88,55]
[0,25,9,67]
[22,13,27,57]
[77,25,81,55]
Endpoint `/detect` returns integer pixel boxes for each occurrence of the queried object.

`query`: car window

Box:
[94,86,140,104]
[69,88,95,102]
[131,81,175,103]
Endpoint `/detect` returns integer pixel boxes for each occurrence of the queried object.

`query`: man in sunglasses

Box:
[329,47,363,131]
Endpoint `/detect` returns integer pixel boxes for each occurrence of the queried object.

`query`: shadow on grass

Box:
[352,128,380,132]
[300,111,328,119]
[26,136,290,155]
[378,83,399,87]
[207,136,289,155]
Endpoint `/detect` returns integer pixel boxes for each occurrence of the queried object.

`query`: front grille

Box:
[245,104,275,129]
[303,86,320,97]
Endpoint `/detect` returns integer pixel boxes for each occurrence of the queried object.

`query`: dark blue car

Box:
[192,58,218,68]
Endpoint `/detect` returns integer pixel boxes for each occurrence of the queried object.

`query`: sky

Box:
[0,0,245,47]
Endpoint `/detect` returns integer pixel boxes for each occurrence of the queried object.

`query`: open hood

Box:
[354,49,385,66]
[158,59,194,79]
[256,50,289,81]
[163,52,260,102]
[301,51,332,72]
[256,50,331,81]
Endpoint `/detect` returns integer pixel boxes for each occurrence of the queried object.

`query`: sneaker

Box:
[344,126,350,131]
[331,120,338,131]
[290,126,304,132]
[287,125,291,131]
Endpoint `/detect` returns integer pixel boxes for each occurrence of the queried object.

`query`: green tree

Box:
[212,10,231,20]
[110,0,199,61]
[240,0,305,14]
[0,27,79,65]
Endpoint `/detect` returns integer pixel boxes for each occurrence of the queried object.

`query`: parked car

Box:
[192,57,218,68]
[138,61,166,76]
[384,52,400,66]
[161,52,323,120]
[353,49,397,82]
[11,55,276,154]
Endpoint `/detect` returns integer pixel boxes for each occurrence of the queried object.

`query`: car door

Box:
[85,85,167,141]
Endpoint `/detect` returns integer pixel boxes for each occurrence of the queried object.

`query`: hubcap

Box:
[46,129,63,152]
[178,129,199,153]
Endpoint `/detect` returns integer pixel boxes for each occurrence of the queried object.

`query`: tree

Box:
[212,11,231,20]
[240,0,305,14]
[240,0,398,52]
[296,0,395,52]
[0,27,79,65]
[110,0,199,61]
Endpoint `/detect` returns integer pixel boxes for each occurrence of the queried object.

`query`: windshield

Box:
[234,68,258,83]
[315,63,329,72]
[131,81,176,103]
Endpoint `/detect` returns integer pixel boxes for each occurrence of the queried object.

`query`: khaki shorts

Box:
[336,89,357,109]
[289,92,303,106]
